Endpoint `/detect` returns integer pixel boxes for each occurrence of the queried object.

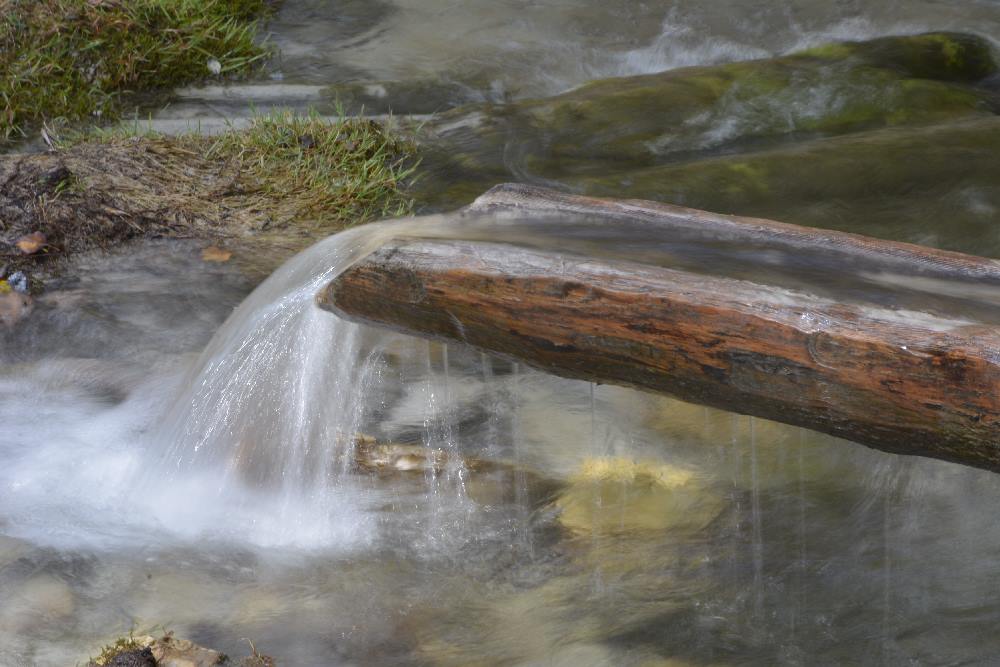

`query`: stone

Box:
[6,270,29,292]
[555,457,724,536]
[238,652,276,667]
[145,633,226,667]
[106,647,157,667]
[0,575,75,634]
[353,434,449,474]
[412,33,1000,210]
[0,290,32,327]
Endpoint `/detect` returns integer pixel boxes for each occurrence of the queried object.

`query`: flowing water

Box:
[167,0,1000,120]
[6,2,1000,665]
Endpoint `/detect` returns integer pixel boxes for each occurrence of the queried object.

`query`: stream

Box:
[4,2,1000,665]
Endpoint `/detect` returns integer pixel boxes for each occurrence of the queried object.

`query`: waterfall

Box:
[144,218,454,548]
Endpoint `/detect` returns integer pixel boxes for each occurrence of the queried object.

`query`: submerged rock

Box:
[575,116,1000,255]
[353,433,563,507]
[413,32,1000,209]
[6,270,30,293]
[145,634,226,667]
[353,433,451,473]
[0,290,32,328]
[0,575,75,633]
[635,394,861,492]
[413,530,721,667]
[554,457,724,535]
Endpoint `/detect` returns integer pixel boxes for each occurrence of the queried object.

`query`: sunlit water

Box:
[6,1,1000,665]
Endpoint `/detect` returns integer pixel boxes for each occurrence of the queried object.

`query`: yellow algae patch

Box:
[574,456,697,487]
[555,457,723,535]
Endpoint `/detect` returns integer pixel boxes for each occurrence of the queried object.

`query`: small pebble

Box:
[8,271,29,293]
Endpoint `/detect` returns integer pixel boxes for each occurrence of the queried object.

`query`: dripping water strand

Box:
[750,416,764,633]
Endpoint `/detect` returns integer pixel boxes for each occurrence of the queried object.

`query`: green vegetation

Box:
[88,632,145,666]
[204,110,418,225]
[1,0,276,141]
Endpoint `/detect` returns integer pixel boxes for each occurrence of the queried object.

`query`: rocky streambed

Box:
[3,5,1000,666]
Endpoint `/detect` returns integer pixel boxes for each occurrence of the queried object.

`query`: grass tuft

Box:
[88,632,145,666]
[205,109,419,226]
[1,0,276,141]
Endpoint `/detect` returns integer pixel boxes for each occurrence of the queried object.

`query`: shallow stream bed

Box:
[4,2,1000,665]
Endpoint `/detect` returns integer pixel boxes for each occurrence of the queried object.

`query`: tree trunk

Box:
[319,184,1000,473]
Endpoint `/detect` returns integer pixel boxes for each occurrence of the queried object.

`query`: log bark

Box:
[319,184,1000,472]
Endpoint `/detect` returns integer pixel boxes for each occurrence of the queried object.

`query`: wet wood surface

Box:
[319,184,1000,472]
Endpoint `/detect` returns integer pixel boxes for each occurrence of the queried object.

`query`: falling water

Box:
[750,417,764,627]
[8,215,1000,663]
[144,217,463,548]
[6,0,1000,661]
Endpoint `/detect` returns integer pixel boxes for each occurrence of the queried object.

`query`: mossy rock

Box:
[413,31,999,208]
[573,116,1000,256]
[554,457,724,536]
[802,32,998,82]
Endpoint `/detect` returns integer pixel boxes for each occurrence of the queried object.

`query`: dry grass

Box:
[0,110,417,276]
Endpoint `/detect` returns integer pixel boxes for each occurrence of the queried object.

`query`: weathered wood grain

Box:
[318,185,1000,472]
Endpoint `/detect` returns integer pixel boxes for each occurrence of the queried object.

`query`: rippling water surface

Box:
[5,1,1000,665]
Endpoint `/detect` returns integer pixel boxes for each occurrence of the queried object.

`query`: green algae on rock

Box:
[0,0,278,141]
[799,32,998,82]
[412,32,999,209]
[573,116,1000,256]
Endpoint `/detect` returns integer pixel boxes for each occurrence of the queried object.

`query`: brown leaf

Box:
[15,231,46,255]
[201,246,232,263]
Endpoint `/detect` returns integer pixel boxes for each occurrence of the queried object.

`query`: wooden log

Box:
[318,184,1000,472]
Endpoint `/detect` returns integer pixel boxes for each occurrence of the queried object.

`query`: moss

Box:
[721,161,770,197]
[798,42,855,60]
[572,117,1000,256]
[417,32,999,199]
[800,32,998,81]
[526,34,997,166]
[846,32,999,82]
[0,0,277,142]
[798,32,998,81]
